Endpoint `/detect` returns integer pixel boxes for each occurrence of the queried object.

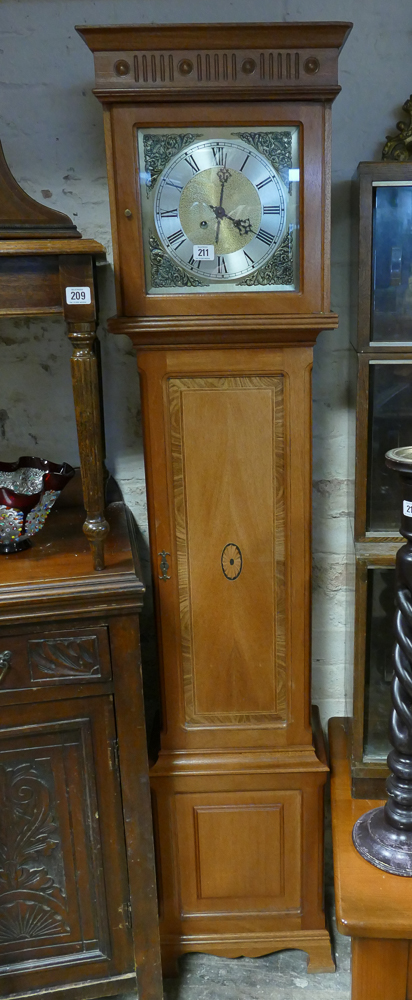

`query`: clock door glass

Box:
[137,126,300,295]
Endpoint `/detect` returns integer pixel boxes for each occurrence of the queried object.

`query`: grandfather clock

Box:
[78,21,351,975]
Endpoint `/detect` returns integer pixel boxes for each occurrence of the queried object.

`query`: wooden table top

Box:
[0,473,144,622]
[330,716,412,939]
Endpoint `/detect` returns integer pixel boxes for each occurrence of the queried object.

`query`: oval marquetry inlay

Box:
[221,543,243,581]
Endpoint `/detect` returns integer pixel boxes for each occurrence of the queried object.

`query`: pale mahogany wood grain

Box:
[78,21,350,974]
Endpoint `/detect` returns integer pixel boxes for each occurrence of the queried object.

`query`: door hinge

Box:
[109,738,121,781]
[123,898,132,929]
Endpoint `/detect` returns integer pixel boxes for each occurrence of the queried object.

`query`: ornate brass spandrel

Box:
[149,231,203,289]
[143,132,202,195]
[239,229,294,288]
[232,130,293,177]
[382,95,412,161]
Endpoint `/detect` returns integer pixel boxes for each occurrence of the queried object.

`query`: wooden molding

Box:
[0,238,105,257]
[108,313,339,348]
[77,22,352,103]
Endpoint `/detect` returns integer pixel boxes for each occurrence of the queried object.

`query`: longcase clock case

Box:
[78,21,351,975]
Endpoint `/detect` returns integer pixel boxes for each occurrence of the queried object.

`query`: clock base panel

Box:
[150,711,332,975]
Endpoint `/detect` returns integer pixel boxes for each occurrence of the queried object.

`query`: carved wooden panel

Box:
[0,626,111,695]
[168,375,286,727]
[28,635,101,681]
[0,757,71,947]
[175,789,302,916]
[0,697,133,986]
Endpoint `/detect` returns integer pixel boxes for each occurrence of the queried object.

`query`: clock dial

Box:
[137,125,300,294]
[153,139,287,282]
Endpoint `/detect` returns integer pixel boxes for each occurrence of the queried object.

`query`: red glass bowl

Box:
[0,457,74,554]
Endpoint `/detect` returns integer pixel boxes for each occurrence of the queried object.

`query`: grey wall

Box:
[1,0,411,723]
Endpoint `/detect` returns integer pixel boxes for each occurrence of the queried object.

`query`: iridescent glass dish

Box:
[0,456,74,553]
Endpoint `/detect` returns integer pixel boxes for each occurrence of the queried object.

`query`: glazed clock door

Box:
[0,697,134,993]
[95,98,333,323]
[137,126,299,295]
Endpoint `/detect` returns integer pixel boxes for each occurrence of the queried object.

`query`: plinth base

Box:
[353,805,412,877]
[151,709,333,977]
[161,929,335,978]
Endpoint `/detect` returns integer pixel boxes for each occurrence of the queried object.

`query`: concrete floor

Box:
[161,899,352,1000]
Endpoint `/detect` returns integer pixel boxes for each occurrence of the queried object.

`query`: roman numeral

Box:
[185,155,199,173]
[256,175,272,191]
[256,228,273,246]
[216,255,227,275]
[243,251,255,265]
[165,179,183,191]
[160,208,179,218]
[263,205,281,215]
[212,146,227,167]
[239,154,250,172]
[188,255,202,269]
[168,229,186,249]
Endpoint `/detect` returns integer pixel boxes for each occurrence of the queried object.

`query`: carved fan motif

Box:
[0,900,68,942]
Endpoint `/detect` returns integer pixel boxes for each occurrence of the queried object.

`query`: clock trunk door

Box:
[139,346,313,752]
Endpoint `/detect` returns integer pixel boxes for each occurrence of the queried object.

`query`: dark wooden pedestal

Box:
[330,717,412,1000]
[0,476,162,1000]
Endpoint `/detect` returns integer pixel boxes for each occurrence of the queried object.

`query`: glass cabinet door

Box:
[367,361,412,531]
[372,182,412,344]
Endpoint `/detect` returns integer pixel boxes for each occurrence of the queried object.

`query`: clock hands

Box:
[213,166,232,245]
[208,202,255,239]
[208,166,257,244]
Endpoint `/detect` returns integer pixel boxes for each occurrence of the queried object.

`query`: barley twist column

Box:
[353,446,412,875]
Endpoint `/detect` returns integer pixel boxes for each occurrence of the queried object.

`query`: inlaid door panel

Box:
[0,697,133,986]
[168,375,286,728]
[175,789,301,916]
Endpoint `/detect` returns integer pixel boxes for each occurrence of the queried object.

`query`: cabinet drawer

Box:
[0,626,112,693]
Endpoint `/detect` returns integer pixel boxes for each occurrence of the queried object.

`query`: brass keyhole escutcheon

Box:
[0,650,12,684]
[158,551,171,581]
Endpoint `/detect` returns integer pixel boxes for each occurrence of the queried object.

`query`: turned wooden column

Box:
[60,255,109,571]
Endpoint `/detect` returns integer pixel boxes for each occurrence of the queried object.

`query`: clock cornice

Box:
[76,22,352,104]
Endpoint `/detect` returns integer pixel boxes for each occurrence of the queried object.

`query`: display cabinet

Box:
[351,161,412,796]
